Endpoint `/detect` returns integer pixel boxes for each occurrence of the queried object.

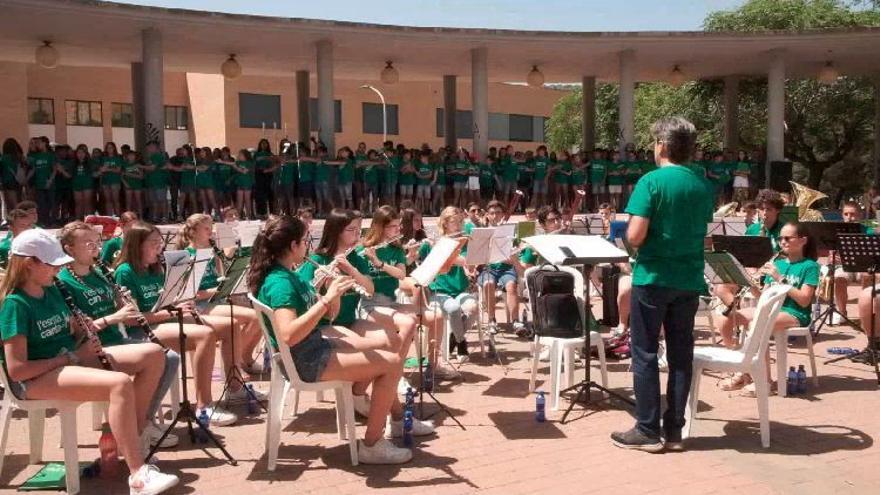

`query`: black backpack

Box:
[527,266,583,339]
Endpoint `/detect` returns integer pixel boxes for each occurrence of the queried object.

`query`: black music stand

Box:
[711,235,773,268]
[800,221,863,336]
[147,251,237,464]
[824,234,880,384]
[705,252,754,288]
[212,255,267,412]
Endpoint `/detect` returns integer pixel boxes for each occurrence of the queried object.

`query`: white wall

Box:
[112,127,135,148]
[28,123,55,142]
[164,129,189,152]
[66,125,104,149]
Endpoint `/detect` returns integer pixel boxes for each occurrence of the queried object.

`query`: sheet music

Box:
[235,222,262,248]
[152,250,191,312]
[466,228,493,265]
[411,237,463,287]
[490,224,515,264]
[180,248,212,300]
[522,234,627,265]
[214,223,238,249]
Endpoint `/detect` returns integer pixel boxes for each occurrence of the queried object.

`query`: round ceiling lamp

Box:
[380,61,399,84]
[527,65,544,87]
[35,41,59,69]
[669,65,686,87]
[817,60,839,84]
[221,54,242,80]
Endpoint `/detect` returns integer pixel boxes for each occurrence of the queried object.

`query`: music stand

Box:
[212,255,266,412]
[522,235,634,423]
[711,235,773,268]
[800,221,863,336]
[825,234,880,384]
[466,225,514,370]
[146,250,237,464]
[704,252,755,288]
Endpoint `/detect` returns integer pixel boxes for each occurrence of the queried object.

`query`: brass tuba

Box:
[790,181,828,222]
[714,201,739,217]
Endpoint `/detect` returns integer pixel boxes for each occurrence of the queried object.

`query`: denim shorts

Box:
[400,184,413,196]
[150,188,166,203]
[453,181,467,191]
[477,266,518,287]
[288,329,334,383]
[533,181,548,194]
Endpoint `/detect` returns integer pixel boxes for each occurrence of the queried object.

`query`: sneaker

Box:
[487,320,499,335]
[831,313,846,326]
[433,362,461,381]
[611,324,626,337]
[397,377,412,396]
[357,438,413,465]
[226,385,268,403]
[663,430,684,451]
[128,464,179,495]
[514,322,533,339]
[204,403,238,427]
[512,320,526,336]
[610,427,664,453]
[386,415,436,438]
[241,360,265,375]
[143,421,179,448]
[353,394,372,418]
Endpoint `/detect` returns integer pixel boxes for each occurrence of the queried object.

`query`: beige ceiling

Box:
[2,0,879,83]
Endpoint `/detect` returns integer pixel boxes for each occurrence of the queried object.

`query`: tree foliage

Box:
[545,0,879,195]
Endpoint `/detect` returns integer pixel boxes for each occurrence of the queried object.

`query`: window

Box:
[28,98,54,125]
[111,103,134,128]
[308,98,343,132]
[508,114,534,142]
[362,102,399,135]
[65,100,102,127]
[239,93,281,129]
[435,109,473,139]
[165,105,188,130]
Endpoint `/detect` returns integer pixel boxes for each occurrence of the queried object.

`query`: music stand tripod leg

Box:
[215,298,267,412]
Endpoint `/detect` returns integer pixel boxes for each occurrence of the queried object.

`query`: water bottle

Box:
[196,409,210,443]
[246,384,258,414]
[423,364,433,393]
[98,424,119,479]
[403,410,414,448]
[535,391,546,422]
[786,367,798,396]
[796,365,808,394]
[405,387,414,411]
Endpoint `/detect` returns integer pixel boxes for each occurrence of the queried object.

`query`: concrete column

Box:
[295,70,310,145]
[767,50,786,167]
[141,28,164,150]
[316,40,335,153]
[443,75,457,150]
[618,50,635,154]
[723,76,739,151]
[471,47,489,158]
[582,76,596,152]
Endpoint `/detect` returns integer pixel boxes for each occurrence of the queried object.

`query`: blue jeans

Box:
[36,188,54,225]
[430,293,477,341]
[630,284,698,439]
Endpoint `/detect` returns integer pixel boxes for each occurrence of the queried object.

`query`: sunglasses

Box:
[779,236,802,242]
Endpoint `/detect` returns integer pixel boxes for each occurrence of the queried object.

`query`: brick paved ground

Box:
[1,226,879,494]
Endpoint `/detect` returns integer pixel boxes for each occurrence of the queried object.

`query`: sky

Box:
[110,0,746,31]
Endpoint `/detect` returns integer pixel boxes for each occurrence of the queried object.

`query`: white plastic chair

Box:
[0,365,106,494]
[248,294,358,469]
[773,324,819,398]
[524,265,609,410]
[684,284,791,448]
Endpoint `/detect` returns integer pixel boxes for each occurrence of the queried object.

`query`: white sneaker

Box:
[204,404,238,427]
[397,377,413,396]
[226,385,268,403]
[611,324,626,337]
[357,438,413,465]
[353,394,372,417]
[143,421,179,448]
[487,321,499,335]
[386,415,436,438]
[831,313,846,326]
[128,464,179,495]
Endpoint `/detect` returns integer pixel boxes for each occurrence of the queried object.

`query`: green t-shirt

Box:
[363,163,379,185]
[519,246,542,265]
[625,161,642,184]
[57,268,124,346]
[277,158,297,186]
[418,243,470,296]
[607,161,626,186]
[195,162,214,189]
[254,151,273,172]
[762,257,819,326]
[298,160,315,182]
[71,160,94,191]
[0,154,20,185]
[416,161,434,185]
[453,161,469,183]
[501,157,518,182]
[101,156,123,186]
[357,245,406,299]
[234,161,255,189]
[590,159,607,184]
[100,236,124,265]
[214,161,233,190]
[338,159,355,184]
[123,161,143,190]
[385,156,399,182]
[256,264,315,350]
[709,161,731,185]
[180,161,196,187]
[114,262,164,314]
[745,220,783,253]
[625,164,714,292]
[0,235,11,267]
[555,161,572,185]
[0,286,74,361]
[398,160,416,186]
[532,158,548,182]
[571,164,587,185]
[145,153,167,189]
[315,160,331,182]
[479,163,495,188]
[185,247,219,290]
[29,152,55,190]
[296,252,371,326]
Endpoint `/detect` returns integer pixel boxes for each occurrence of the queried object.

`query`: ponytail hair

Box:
[175,213,212,250]
[247,215,307,295]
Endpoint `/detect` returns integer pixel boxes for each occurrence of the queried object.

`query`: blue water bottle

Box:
[796,365,808,394]
[403,410,414,447]
[405,387,414,410]
[246,384,258,414]
[423,364,433,393]
[196,409,210,443]
[786,367,797,396]
[535,391,546,422]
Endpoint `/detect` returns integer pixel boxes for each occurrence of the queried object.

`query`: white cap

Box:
[10,229,73,266]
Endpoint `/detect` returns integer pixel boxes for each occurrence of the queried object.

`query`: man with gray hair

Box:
[611,117,714,452]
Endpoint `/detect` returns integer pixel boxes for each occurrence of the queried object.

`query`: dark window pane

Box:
[508,113,533,142]
[28,98,54,124]
[239,93,282,129]
[362,102,398,135]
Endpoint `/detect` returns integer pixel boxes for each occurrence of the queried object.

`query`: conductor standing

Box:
[611,117,714,452]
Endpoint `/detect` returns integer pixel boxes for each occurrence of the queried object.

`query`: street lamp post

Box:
[360,84,387,144]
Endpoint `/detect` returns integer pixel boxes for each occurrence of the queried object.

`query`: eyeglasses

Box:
[779,236,801,243]
[546,216,560,222]
[83,241,102,249]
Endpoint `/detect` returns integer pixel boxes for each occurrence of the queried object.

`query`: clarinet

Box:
[93,260,167,350]
[208,238,230,272]
[54,279,114,371]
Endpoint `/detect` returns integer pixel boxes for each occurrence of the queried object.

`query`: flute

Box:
[759,251,787,289]
[306,257,371,298]
[93,260,168,351]
[54,279,114,371]
[364,234,404,250]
